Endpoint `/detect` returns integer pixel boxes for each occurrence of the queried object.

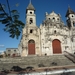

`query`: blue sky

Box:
[0,0,75,52]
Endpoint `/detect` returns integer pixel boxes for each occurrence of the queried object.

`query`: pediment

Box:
[49,11,58,17]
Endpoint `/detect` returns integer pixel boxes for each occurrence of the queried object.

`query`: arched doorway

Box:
[52,39,62,54]
[28,39,35,55]
[12,54,16,57]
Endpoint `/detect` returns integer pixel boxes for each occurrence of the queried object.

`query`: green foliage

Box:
[0,13,7,18]
[0,5,3,11]
[0,3,24,39]
[38,63,45,67]
[0,55,3,58]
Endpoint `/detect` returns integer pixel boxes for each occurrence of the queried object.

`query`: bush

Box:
[38,63,45,67]
[0,55,3,58]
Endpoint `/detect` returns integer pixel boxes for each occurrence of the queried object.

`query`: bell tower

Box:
[21,0,41,57]
[26,0,36,26]
[66,7,75,29]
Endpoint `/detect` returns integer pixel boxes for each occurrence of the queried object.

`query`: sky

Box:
[0,0,75,52]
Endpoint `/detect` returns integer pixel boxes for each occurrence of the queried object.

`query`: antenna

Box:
[68,4,70,8]
[30,0,31,4]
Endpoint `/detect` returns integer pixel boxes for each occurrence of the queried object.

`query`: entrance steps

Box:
[0,55,74,71]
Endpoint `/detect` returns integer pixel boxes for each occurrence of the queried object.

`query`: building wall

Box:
[6,48,20,57]
[40,11,75,56]
[18,3,75,57]
[21,25,41,56]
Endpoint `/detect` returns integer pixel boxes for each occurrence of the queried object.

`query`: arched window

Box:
[72,15,74,17]
[30,18,33,24]
[54,30,56,34]
[30,29,33,33]
[53,17,55,19]
[52,17,55,22]
[57,18,59,21]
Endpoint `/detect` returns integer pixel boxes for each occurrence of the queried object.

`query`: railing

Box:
[64,51,75,57]
[64,51,75,63]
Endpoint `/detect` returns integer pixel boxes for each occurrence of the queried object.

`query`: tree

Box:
[0,0,24,39]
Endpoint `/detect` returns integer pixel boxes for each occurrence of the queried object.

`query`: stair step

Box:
[0,55,74,71]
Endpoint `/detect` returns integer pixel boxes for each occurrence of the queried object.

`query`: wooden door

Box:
[28,40,35,55]
[52,39,62,54]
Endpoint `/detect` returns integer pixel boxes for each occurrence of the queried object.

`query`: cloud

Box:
[0,45,5,48]
[0,50,5,52]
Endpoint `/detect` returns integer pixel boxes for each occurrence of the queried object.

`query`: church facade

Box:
[18,2,75,57]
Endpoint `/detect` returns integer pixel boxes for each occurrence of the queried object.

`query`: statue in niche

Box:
[62,38,65,44]
[62,37,67,44]
[64,35,67,39]
[64,38,67,44]
[65,46,69,51]
[48,38,51,41]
